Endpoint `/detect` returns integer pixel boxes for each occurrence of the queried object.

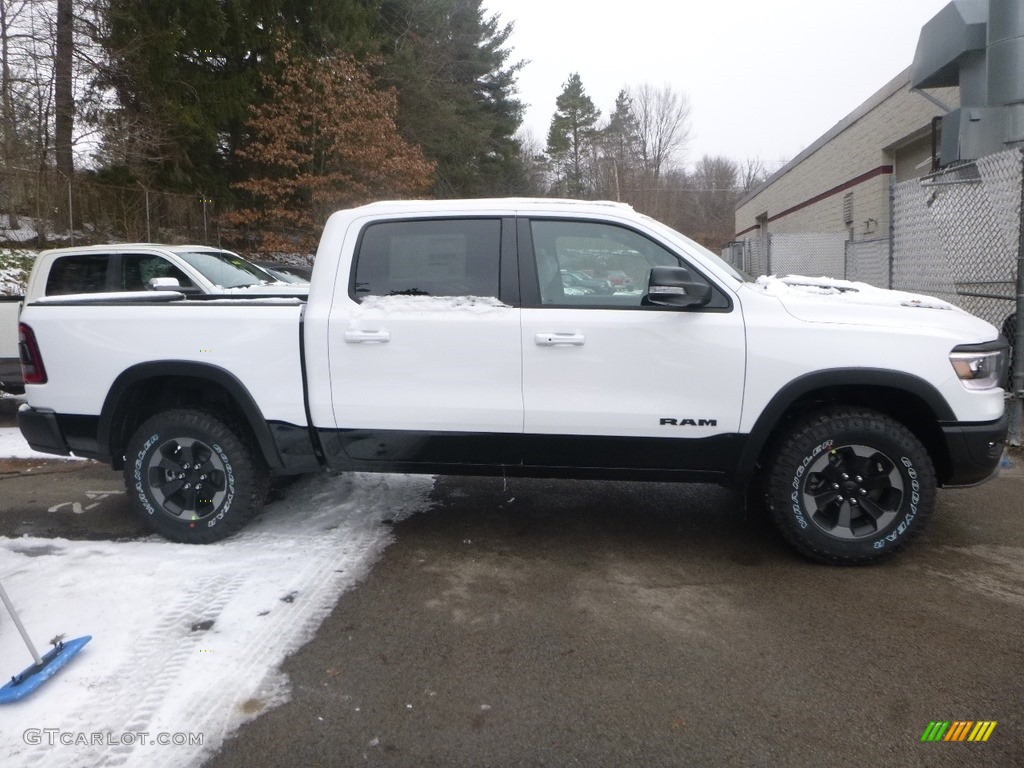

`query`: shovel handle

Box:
[0,581,43,666]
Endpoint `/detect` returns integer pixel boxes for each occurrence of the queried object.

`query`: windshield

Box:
[177,250,279,289]
[261,265,309,284]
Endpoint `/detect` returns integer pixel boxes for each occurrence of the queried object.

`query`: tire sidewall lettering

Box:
[790,439,834,530]
[133,433,160,517]
[206,443,235,529]
[134,429,235,529]
[873,455,921,550]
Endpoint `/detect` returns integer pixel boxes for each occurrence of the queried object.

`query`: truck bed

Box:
[20,294,308,427]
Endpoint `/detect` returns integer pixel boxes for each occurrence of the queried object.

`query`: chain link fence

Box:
[768,232,846,278]
[844,236,890,288]
[721,239,764,275]
[892,149,1023,444]
[892,150,1020,331]
[0,169,219,250]
[721,232,844,279]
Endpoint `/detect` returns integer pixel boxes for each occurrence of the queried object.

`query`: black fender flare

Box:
[98,361,286,471]
[734,368,955,484]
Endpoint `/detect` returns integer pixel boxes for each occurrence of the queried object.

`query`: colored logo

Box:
[921,721,997,742]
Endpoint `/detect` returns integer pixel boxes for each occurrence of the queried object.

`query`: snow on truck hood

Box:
[750,275,997,337]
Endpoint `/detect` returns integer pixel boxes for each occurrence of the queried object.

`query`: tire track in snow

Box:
[1,472,434,768]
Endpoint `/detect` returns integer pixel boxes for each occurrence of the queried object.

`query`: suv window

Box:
[120,254,197,291]
[354,219,501,299]
[46,254,109,295]
[530,220,681,307]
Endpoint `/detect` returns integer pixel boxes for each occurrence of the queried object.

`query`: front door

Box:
[519,217,746,475]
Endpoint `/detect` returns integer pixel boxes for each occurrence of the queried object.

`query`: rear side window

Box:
[353,219,501,299]
[45,255,109,295]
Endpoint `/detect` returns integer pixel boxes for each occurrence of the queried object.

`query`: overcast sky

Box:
[482,0,953,170]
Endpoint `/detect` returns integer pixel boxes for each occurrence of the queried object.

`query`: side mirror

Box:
[645,266,712,308]
[149,277,182,291]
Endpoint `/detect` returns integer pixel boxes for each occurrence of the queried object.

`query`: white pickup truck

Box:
[16,199,1010,564]
[0,244,306,392]
[0,295,20,392]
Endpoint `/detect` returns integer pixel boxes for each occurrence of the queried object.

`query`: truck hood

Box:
[749,275,998,338]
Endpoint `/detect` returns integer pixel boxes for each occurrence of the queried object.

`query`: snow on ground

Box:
[0,218,40,245]
[0,471,436,767]
[1,267,24,295]
[0,427,86,461]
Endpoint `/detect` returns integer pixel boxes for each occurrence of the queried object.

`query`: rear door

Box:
[324,216,523,468]
[518,216,746,476]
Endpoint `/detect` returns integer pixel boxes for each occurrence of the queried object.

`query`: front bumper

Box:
[939,412,1008,486]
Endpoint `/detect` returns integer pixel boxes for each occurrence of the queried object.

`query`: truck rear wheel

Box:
[765,407,935,565]
[124,409,269,543]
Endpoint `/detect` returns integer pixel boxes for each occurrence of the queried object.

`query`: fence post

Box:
[141,184,151,243]
[201,196,209,245]
[888,176,895,289]
[1008,150,1024,447]
[66,177,74,247]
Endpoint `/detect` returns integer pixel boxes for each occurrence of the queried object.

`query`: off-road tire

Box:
[765,407,935,565]
[124,408,269,543]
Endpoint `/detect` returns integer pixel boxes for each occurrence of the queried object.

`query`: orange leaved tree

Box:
[226,48,435,254]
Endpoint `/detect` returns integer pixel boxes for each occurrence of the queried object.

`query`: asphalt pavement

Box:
[1,399,1022,766]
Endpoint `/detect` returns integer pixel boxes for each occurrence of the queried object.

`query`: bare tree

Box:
[53,0,71,177]
[1,0,53,229]
[690,155,741,251]
[1,0,103,240]
[740,156,770,191]
[515,128,550,196]
[1,0,28,226]
[630,83,692,185]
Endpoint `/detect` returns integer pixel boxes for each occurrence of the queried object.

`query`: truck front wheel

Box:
[124,409,269,543]
[765,407,935,565]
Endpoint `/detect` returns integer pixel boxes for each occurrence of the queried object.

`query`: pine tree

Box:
[546,73,600,198]
[599,90,641,201]
[98,0,379,192]
[376,0,526,197]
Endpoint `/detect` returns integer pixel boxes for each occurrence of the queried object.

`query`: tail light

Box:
[18,323,47,385]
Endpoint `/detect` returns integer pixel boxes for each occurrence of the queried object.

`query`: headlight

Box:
[949,341,1009,390]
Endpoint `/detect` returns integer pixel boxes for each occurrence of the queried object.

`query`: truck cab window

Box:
[46,254,110,295]
[354,219,501,299]
[530,219,681,307]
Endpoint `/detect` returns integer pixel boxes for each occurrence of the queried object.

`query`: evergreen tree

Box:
[546,73,599,198]
[98,0,379,193]
[599,90,641,201]
[376,0,526,197]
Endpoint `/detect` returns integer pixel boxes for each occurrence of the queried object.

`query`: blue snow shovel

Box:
[0,579,91,703]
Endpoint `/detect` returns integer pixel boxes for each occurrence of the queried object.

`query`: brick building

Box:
[733,70,959,245]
